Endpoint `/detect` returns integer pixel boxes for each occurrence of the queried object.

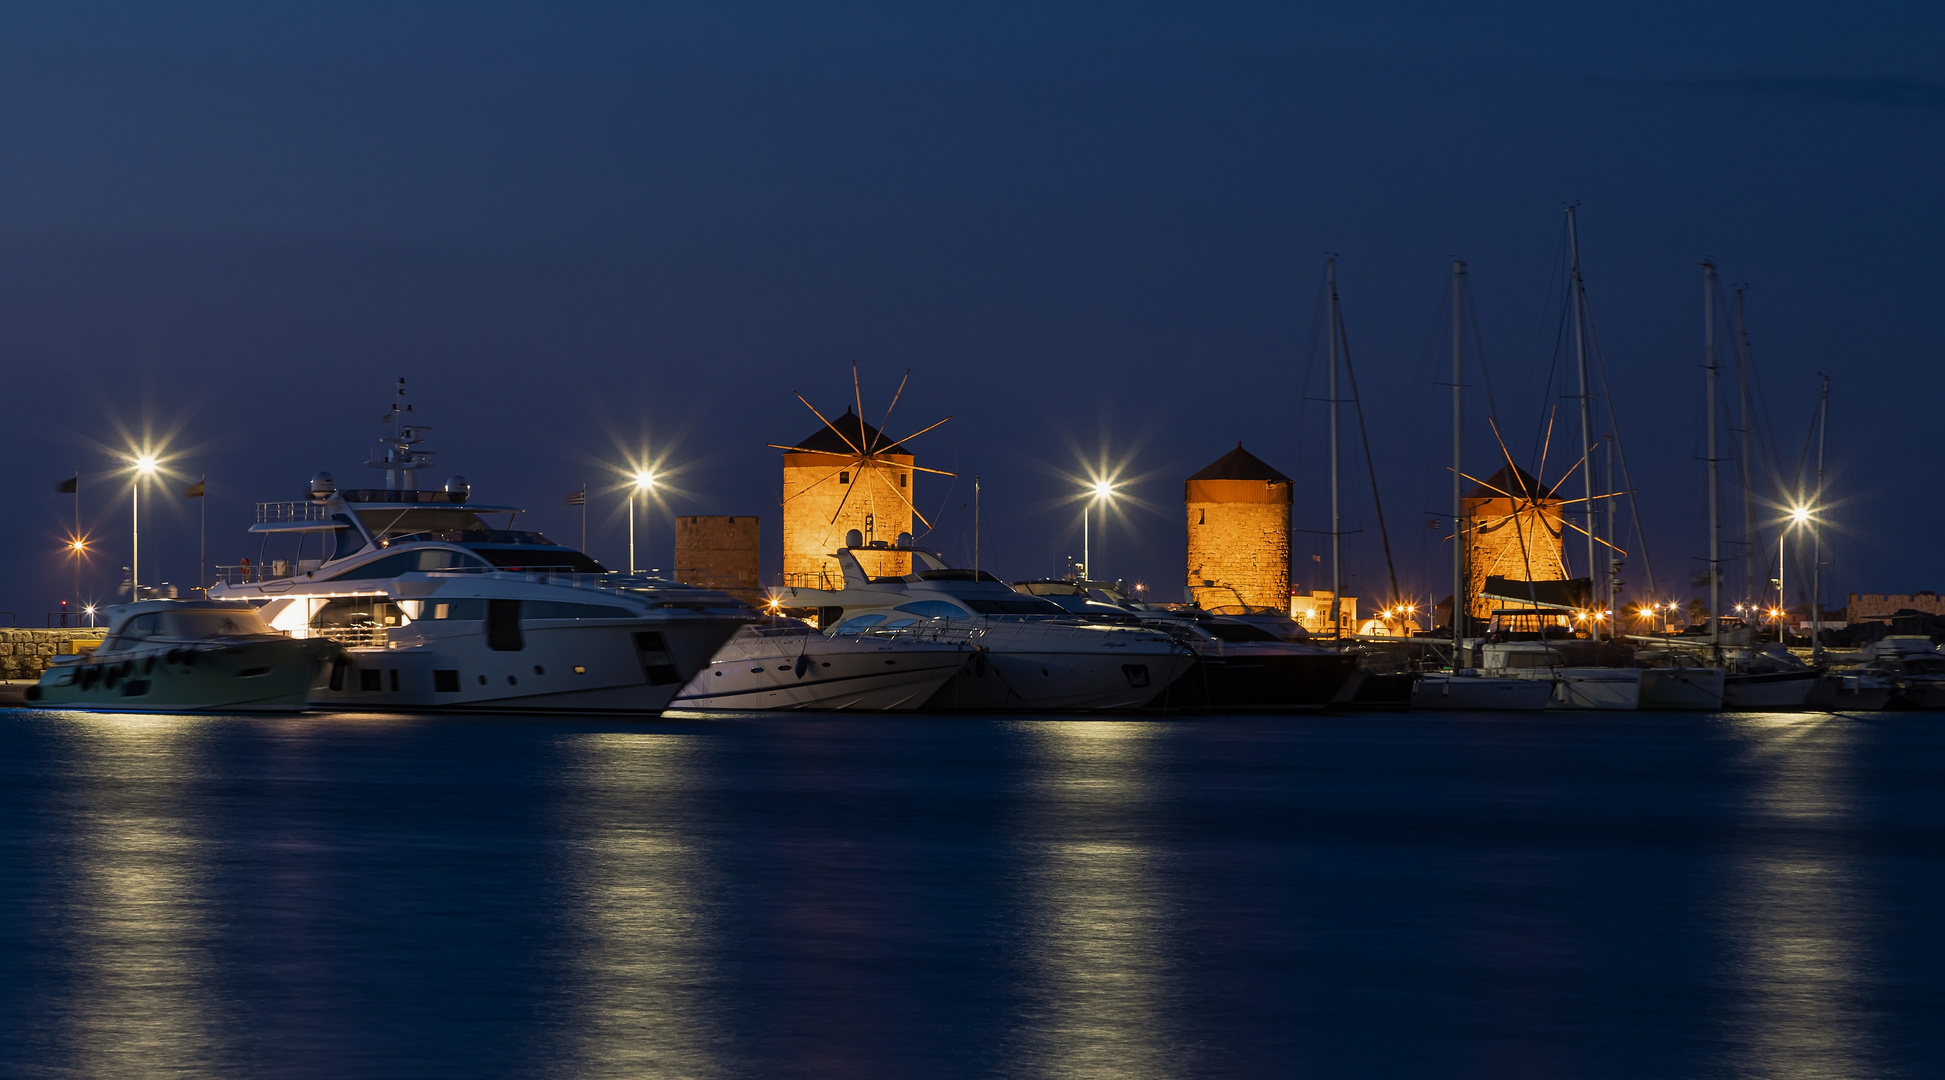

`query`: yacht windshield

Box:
[907,568,1005,583]
[468,547,607,572]
[962,598,1066,616]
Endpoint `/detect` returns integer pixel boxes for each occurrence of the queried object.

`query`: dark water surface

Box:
[0,709,1939,1079]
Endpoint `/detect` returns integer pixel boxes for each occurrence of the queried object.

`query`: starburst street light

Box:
[127,449,164,600]
[628,469,658,575]
[1081,477,1118,582]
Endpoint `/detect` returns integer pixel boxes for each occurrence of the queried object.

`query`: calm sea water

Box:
[0,708,1938,1079]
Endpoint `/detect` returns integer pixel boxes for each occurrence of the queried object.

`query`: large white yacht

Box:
[209,383,751,713]
[776,538,1195,711]
[671,619,976,711]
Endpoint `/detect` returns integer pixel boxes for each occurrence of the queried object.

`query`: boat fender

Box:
[166,649,182,665]
[80,666,99,689]
[795,654,811,679]
[182,650,199,667]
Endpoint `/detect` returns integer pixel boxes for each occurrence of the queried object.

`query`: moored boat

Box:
[27,600,340,713]
[672,619,973,711]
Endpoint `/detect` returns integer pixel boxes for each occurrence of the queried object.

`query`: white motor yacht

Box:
[1858,636,1945,709]
[777,538,1194,711]
[672,619,974,711]
[209,383,750,713]
[1722,644,1819,710]
[27,599,341,712]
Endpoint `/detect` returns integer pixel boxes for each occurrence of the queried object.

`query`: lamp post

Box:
[629,470,656,574]
[1082,479,1115,582]
[131,455,157,600]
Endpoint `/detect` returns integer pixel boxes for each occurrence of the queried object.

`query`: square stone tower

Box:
[1185,443,1292,612]
[1461,464,1569,619]
[780,409,914,587]
[673,515,761,603]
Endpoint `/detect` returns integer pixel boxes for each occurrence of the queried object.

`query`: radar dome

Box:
[844,529,864,548]
[309,471,336,499]
[445,475,471,503]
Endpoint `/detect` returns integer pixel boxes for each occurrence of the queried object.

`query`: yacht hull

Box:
[1547,668,1642,710]
[28,638,337,713]
[1639,667,1726,711]
[926,646,1196,711]
[1722,670,1819,710]
[672,633,972,711]
[1807,673,1894,712]
[307,617,745,714]
[1161,652,1359,711]
[1410,673,1553,711]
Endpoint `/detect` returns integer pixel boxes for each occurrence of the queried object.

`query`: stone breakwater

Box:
[0,629,108,680]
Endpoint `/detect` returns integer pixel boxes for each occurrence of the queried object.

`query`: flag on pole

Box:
[184,481,206,498]
[57,476,77,494]
[565,489,587,506]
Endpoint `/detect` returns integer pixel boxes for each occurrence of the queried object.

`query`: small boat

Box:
[1858,636,1945,710]
[1639,665,1726,710]
[1479,640,1642,710]
[672,619,973,711]
[1410,670,1553,710]
[1722,645,1818,710]
[26,600,340,713]
[1807,669,1894,712]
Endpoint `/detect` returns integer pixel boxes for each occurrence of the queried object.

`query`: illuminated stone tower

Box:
[1185,443,1292,612]
[1462,464,1570,619]
[780,410,915,587]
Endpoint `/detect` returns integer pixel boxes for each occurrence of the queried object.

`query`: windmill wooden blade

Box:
[1453,469,1520,503]
[1550,490,1633,507]
[872,466,935,530]
[768,445,864,459]
[909,464,957,477]
[796,394,864,455]
[780,460,862,505]
[886,415,953,447]
[827,467,863,524]
[852,362,866,438]
[871,368,911,456]
[1559,516,1628,555]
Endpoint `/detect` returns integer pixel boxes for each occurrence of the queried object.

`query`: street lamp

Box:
[629,470,656,574]
[1082,478,1116,582]
[131,454,158,600]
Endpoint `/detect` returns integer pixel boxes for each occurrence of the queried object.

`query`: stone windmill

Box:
[1456,419,1626,624]
[770,367,954,586]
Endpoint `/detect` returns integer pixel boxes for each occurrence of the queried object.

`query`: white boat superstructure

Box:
[673,621,974,711]
[777,540,1194,711]
[1410,669,1554,711]
[210,382,750,713]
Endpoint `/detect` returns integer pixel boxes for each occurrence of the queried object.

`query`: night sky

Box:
[4,2,1940,619]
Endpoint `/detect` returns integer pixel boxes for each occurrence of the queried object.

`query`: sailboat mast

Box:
[1733,289,1759,608]
[1452,260,1466,663]
[1813,375,1829,662]
[1566,207,1597,641]
[1327,257,1342,642]
[1704,262,1722,658]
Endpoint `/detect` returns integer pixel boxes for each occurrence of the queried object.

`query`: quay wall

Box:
[0,629,108,680]
[1848,592,1945,624]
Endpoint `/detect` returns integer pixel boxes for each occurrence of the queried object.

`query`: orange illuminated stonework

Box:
[1462,465,1569,620]
[780,410,913,587]
[1185,444,1291,612]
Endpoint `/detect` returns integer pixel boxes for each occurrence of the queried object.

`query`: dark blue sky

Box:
[4,2,1940,617]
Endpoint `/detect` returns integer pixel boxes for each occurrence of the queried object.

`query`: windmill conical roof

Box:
[789,409,909,456]
[1467,464,1554,501]
[1188,443,1290,483]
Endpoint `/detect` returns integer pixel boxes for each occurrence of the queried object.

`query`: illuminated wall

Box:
[781,410,914,587]
[1184,445,1292,612]
[1461,466,1569,619]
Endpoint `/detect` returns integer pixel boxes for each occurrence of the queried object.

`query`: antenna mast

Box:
[1813,375,1829,662]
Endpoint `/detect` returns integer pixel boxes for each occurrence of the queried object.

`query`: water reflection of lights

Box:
[64,713,217,1076]
[1019,721,1170,1078]
[563,733,722,1077]
[1722,713,1882,1077]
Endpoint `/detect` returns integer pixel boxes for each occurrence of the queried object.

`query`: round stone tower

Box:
[780,409,914,588]
[1460,464,1569,620]
[1185,443,1292,612]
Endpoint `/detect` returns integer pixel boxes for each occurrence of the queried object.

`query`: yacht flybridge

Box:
[209,381,751,712]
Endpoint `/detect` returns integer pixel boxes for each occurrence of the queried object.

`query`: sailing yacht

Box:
[776,538,1195,710]
[209,382,751,713]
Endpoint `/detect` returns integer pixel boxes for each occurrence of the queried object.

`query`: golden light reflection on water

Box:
[1722,712,1882,1079]
[560,732,723,1079]
[59,712,219,1078]
[1018,721,1171,1080]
